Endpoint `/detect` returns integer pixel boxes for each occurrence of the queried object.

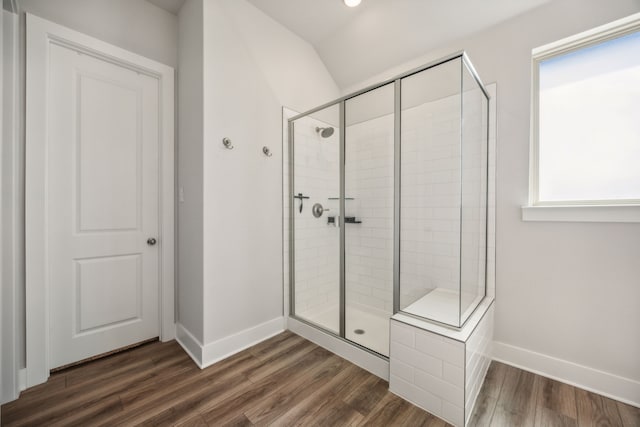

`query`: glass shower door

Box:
[399,57,464,327]
[459,59,489,325]
[290,103,341,334]
[398,55,488,328]
[344,83,395,356]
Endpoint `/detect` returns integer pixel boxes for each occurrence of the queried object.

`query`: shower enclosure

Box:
[288,52,489,358]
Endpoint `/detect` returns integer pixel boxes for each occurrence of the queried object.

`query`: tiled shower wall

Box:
[400,95,462,308]
[345,115,394,314]
[389,303,495,427]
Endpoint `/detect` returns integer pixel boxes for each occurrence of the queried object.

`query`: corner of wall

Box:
[176,0,205,342]
[200,317,285,368]
[216,0,340,111]
[2,0,18,14]
[176,323,204,368]
[177,317,285,370]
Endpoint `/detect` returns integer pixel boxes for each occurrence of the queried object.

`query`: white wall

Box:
[177,0,204,344]
[201,0,338,345]
[201,0,283,345]
[177,0,339,363]
[16,0,178,67]
[346,0,640,403]
[219,0,338,113]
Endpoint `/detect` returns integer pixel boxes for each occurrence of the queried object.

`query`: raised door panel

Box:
[75,255,141,333]
[77,73,141,233]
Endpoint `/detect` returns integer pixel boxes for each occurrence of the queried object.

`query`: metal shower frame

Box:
[287,51,490,359]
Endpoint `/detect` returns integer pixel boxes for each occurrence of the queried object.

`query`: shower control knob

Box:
[147,237,157,246]
[312,203,328,218]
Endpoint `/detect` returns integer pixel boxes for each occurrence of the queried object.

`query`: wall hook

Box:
[262,146,273,157]
[222,137,234,150]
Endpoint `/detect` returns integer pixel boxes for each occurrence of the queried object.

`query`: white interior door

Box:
[47,42,160,369]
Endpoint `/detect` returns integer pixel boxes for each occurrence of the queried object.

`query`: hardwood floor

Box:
[2,331,638,426]
[469,360,640,427]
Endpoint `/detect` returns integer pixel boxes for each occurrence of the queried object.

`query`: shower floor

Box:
[295,289,482,355]
[402,287,484,327]
[296,304,391,357]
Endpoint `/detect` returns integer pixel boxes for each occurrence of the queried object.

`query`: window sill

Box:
[521,204,640,223]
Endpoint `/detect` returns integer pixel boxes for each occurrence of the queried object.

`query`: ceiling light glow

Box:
[344,0,361,7]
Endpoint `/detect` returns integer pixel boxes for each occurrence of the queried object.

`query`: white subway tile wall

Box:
[400,94,461,313]
[389,304,494,427]
[390,320,464,425]
[345,114,394,317]
[465,305,493,425]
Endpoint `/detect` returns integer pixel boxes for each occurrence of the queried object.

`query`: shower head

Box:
[316,126,335,138]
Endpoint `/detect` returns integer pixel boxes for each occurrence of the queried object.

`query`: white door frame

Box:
[25,13,175,388]
[1,0,5,408]
[2,8,20,404]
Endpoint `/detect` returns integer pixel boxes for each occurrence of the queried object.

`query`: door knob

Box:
[147,238,157,246]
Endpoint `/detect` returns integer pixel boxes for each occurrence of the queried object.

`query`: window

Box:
[525,13,640,222]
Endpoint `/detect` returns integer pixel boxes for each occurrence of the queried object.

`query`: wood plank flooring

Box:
[2,331,638,426]
[469,360,640,427]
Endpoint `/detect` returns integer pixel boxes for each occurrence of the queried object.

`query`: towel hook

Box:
[262,146,273,157]
[222,137,234,150]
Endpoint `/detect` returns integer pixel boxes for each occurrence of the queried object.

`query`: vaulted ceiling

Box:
[247,0,552,88]
[147,0,552,89]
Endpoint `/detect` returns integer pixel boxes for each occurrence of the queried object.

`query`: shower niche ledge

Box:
[389,298,494,427]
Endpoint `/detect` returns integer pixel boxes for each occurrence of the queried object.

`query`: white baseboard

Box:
[175,323,204,368]
[201,317,285,368]
[0,369,24,405]
[493,341,640,408]
[287,317,389,381]
[176,317,285,369]
[18,369,25,392]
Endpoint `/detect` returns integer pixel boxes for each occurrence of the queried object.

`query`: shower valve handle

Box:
[312,203,328,218]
